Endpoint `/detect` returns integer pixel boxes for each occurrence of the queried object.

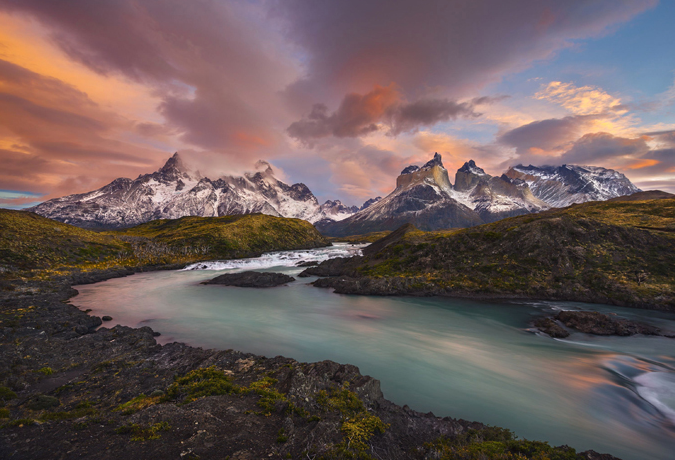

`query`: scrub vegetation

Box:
[313,198,675,310]
[0,210,327,278]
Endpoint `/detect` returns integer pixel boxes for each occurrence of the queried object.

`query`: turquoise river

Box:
[72,244,675,460]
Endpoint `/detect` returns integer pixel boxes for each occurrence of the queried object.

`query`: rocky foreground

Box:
[534,310,675,339]
[0,270,621,460]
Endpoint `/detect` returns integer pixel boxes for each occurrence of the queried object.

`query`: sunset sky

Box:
[1,0,674,209]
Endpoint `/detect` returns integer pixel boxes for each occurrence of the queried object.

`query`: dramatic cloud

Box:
[498,115,596,155]
[0,58,162,197]
[560,132,650,165]
[288,85,486,144]
[274,0,655,102]
[0,0,669,204]
[0,0,299,158]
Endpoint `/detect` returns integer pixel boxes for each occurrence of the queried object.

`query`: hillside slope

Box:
[0,210,327,277]
[305,198,675,310]
[111,214,328,260]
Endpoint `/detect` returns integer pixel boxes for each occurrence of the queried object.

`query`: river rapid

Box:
[72,244,675,460]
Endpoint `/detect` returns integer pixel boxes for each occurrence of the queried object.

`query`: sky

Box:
[0,0,674,209]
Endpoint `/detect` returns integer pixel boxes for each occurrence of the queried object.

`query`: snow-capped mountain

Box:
[320,153,640,236]
[318,200,359,221]
[319,153,483,236]
[359,197,382,210]
[504,164,641,208]
[452,160,548,223]
[28,153,360,229]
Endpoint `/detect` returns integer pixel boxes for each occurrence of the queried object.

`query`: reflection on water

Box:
[72,245,675,460]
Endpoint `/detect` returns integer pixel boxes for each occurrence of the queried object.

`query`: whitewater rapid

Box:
[182,242,365,271]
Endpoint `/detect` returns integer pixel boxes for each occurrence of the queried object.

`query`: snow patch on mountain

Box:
[506,164,640,208]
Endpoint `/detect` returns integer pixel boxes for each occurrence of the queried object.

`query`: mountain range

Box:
[318,153,640,236]
[29,152,640,234]
[28,153,367,229]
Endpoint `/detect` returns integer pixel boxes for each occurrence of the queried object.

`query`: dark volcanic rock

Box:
[535,310,674,338]
[554,310,669,337]
[202,271,295,287]
[102,315,113,321]
[312,275,438,296]
[533,317,570,338]
[295,260,319,267]
[298,256,362,278]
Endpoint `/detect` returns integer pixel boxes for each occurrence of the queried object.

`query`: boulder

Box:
[202,271,295,288]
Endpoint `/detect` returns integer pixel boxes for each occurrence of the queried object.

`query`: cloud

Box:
[535,81,625,116]
[274,0,655,103]
[287,85,485,144]
[498,115,596,155]
[0,58,168,197]
[0,0,663,204]
[560,132,650,164]
[0,0,299,159]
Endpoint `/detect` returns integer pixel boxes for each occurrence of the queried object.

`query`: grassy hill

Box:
[110,214,328,260]
[0,210,327,278]
[311,198,675,310]
[0,210,128,273]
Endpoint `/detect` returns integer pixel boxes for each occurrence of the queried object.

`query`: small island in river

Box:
[202,271,296,287]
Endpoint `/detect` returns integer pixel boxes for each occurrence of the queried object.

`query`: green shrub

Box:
[114,394,160,415]
[27,395,59,410]
[0,386,17,401]
[1,418,36,428]
[163,366,238,404]
[115,421,170,441]
[316,384,388,458]
[426,427,578,460]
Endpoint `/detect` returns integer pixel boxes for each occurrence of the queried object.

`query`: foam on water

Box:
[182,243,365,271]
[634,372,675,424]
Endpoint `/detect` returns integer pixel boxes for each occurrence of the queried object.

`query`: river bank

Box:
[0,266,623,460]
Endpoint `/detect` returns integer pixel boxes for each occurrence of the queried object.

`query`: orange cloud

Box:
[536,81,625,116]
[234,131,272,149]
[624,159,659,170]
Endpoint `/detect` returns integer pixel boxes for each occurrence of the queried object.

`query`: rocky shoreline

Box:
[534,310,675,339]
[300,258,673,311]
[0,267,622,459]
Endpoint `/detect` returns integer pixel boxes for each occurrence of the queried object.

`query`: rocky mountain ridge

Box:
[28,154,362,229]
[505,164,640,208]
[319,153,641,236]
[29,152,641,234]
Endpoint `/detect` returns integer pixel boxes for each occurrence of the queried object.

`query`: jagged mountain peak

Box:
[160,152,187,173]
[457,159,487,176]
[400,152,445,176]
[360,196,382,210]
[401,165,420,175]
[254,160,274,174]
[396,153,452,191]
[422,152,444,170]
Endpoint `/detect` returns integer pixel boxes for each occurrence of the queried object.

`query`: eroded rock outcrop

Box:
[202,271,295,287]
